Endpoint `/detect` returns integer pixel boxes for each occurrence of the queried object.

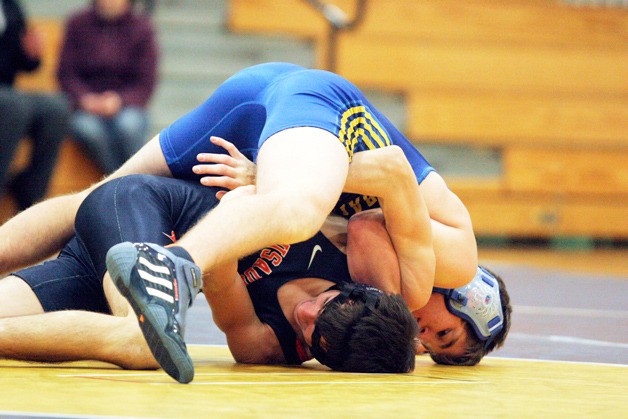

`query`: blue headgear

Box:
[433,267,504,349]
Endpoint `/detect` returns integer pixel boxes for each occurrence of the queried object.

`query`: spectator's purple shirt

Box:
[57,6,159,109]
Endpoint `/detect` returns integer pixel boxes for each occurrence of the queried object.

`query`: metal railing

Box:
[303,0,368,72]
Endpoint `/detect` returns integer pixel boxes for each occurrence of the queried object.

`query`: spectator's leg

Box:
[11,92,70,209]
[110,106,149,168]
[0,88,30,198]
[71,111,119,174]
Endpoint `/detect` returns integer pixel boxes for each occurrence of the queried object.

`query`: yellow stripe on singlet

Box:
[338,106,390,160]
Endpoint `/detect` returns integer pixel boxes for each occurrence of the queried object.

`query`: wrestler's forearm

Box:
[347,210,401,293]
[345,147,435,310]
[347,149,477,289]
[344,146,403,198]
[0,193,85,276]
[378,165,435,310]
[202,262,279,364]
[203,261,257,332]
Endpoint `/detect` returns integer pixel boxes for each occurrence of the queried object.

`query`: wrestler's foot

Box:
[106,242,202,384]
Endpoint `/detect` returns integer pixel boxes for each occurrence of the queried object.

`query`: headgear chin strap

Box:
[433,267,504,350]
[310,282,383,369]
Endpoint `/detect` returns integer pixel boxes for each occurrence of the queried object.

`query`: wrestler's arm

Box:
[0,136,170,276]
[200,186,285,364]
[203,262,284,364]
[346,209,400,292]
[345,149,477,289]
[344,146,435,311]
[419,172,478,287]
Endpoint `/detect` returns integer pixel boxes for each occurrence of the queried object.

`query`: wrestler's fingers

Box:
[200,175,239,190]
[196,152,237,166]
[210,136,244,158]
[201,172,237,185]
[193,163,236,176]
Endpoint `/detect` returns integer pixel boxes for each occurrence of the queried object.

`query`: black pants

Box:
[0,87,70,209]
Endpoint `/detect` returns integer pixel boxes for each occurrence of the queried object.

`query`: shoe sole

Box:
[106,243,195,384]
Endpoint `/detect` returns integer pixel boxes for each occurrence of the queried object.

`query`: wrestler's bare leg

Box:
[104,127,348,382]
[177,127,349,272]
[0,275,44,317]
[0,274,157,369]
[0,136,170,276]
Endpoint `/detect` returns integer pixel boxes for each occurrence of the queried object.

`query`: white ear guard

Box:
[433,267,504,349]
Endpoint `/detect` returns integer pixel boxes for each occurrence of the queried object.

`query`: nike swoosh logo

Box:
[307,245,323,270]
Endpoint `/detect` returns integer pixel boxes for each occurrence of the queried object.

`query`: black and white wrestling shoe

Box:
[106,242,202,384]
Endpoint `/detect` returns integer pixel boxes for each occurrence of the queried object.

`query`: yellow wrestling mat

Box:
[1,345,625,418]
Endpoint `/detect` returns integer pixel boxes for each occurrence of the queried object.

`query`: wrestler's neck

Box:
[320,215,348,253]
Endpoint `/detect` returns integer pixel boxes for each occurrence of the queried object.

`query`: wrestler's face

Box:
[294,290,341,346]
[413,293,468,357]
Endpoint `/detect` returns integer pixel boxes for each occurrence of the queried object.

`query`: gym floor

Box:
[1,246,626,418]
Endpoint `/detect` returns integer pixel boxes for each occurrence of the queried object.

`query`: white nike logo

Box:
[307,245,323,270]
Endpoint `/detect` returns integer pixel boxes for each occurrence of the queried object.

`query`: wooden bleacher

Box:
[1,18,103,223]
[228,0,628,239]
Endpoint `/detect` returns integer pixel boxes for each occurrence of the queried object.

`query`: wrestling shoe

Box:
[106,242,202,384]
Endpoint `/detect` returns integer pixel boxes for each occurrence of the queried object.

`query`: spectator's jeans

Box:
[0,87,69,209]
[71,107,149,174]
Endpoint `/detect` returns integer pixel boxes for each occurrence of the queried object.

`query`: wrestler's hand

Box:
[194,136,256,193]
[218,184,256,202]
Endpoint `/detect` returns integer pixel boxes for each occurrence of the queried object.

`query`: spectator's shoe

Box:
[106,242,202,384]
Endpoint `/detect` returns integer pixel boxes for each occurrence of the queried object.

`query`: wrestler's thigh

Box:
[256,127,348,212]
[11,238,110,315]
[107,135,171,181]
[0,276,44,317]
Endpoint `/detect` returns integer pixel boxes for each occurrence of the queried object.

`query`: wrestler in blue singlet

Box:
[13,175,352,364]
[159,62,435,219]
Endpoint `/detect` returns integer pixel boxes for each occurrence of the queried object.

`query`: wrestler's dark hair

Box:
[312,291,418,373]
[430,266,512,366]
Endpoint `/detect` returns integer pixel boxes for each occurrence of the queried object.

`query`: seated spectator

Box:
[0,0,69,210]
[57,0,159,174]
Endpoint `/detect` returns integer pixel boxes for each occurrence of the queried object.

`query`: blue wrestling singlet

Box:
[159,62,435,219]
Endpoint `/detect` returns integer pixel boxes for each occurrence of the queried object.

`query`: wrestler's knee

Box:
[272,195,329,244]
[77,174,155,219]
[0,275,44,317]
